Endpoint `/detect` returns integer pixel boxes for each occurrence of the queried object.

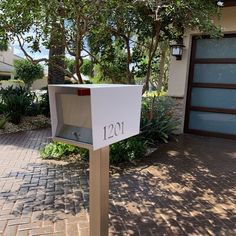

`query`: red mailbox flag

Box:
[77,88,91,96]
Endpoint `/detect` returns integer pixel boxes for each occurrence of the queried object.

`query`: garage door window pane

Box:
[191,88,236,109]
[196,38,236,58]
[194,64,236,84]
[189,111,236,135]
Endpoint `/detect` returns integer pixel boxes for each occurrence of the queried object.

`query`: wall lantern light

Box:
[170,38,185,61]
[216,0,224,7]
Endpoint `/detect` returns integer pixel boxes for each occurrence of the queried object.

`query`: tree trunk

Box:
[74,14,84,84]
[48,15,65,84]
[143,20,161,93]
[125,37,135,84]
[156,41,168,93]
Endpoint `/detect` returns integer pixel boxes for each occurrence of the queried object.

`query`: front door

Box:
[185,35,236,139]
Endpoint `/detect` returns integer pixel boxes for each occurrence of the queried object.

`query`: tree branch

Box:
[16,35,34,62]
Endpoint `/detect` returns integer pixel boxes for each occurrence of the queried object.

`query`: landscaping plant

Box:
[41,136,147,164]
[110,136,148,164]
[141,96,178,144]
[39,87,50,117]
[0,103,4,114]
[0,116,8,129]
[0,86,36,124]
[40,142,88,160]
[14,60,44,90]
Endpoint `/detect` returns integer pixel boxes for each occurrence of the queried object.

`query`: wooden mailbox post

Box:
[48,84,142,236]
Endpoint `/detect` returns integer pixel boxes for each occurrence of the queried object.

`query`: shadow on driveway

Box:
[0,130,235,235]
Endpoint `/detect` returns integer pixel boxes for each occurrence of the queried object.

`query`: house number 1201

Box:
[103,122,124,140]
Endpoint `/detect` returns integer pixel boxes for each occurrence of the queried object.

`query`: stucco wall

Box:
[0,47,14,66]
[168,6,236,133]
[31,76,48,90]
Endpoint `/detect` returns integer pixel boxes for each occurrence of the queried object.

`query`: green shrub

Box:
[0,86,36,124]
[40,141,89,160]
[8,79,25,84]
[110,136,148,164]
[0,103,4,114]
[0,79,25,89]
[41,137,147,164]
[25,102,41,117]
[14,59,44,89]
[141,96,178,144]
[143,91,167,97]
[39,87,50,117]
[0,116,8,129]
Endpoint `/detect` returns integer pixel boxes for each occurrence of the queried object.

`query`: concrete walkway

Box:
[0,129,235,236]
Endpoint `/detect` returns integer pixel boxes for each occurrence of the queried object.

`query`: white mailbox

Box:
[49,84,143,236]
[48,84,143,150]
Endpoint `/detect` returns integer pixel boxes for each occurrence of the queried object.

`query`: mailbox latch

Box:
[72,131,80,140]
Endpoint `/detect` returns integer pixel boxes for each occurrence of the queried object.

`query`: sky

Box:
[13,42,49,61]
[12,42,49,73]
[13,41,88,63]
[11,26,90,64]
[12,40,89,75]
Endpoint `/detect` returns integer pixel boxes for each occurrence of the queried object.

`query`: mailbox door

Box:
[90,85,142,150]
[49,86,93,147]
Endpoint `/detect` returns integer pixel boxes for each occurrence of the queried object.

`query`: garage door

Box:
[185,35,236,139]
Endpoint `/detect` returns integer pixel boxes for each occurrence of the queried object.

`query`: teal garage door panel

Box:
[193,64,236,84]
[191,88,236,110]
[189,111,236,135]
[196,37,236,59]
[186,35,236,138]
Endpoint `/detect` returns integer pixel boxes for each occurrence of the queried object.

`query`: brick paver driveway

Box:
[0,129,235,236]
